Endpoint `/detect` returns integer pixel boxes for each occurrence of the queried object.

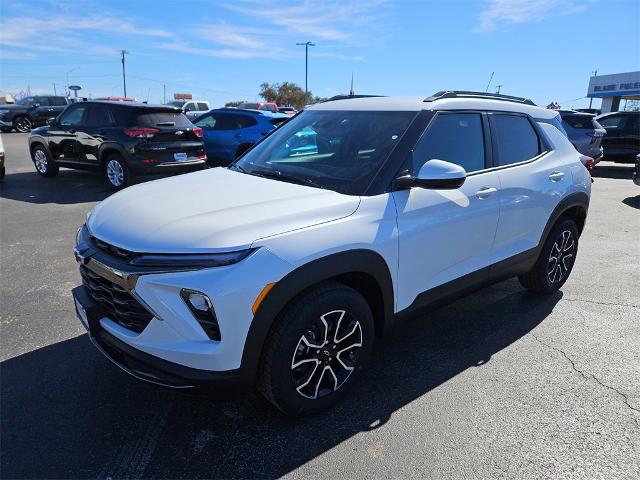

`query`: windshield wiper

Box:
[250,168,324,189]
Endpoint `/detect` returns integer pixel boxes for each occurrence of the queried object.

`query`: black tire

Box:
[258,281,375,416]
[31,145,59,177]
[103,154,134,190]
[518,217,579,294]
[14,116,32,133]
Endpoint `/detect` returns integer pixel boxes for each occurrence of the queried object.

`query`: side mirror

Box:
[46,117,57,126]
[395,159,466,190]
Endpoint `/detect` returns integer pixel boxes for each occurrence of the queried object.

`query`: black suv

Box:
[28,101,207,189]
[596,111,640,163]
[0,95,71,133]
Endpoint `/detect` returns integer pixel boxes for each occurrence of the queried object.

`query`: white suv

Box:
[73,91,591,415]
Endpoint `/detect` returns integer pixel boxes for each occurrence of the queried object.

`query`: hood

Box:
[88,168,360,253]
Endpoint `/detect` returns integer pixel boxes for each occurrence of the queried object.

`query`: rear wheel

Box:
[258,282,374,416]
[14,116,32,133]
[104,154,134,190]
[31,145,59,177]
[519,218,579,294]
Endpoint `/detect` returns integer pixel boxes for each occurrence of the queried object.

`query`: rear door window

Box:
[197,102,209,111]
[492,114,541,166]
[238,115,258,128]
[213,114,243,131]
[85,105,114,126]
[412,112,486,173]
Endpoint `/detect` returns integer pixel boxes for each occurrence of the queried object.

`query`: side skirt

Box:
[395,247,539,321]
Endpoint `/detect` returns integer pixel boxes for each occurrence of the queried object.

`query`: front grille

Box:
[91,236,135,261]
[80,265,153,333]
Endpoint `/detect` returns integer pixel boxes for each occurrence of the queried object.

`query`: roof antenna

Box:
[484,72,494,93]
[349,72,354,96]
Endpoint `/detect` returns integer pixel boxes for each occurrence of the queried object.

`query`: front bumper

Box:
[132,157,208,175]
[73,285,244,390]
[72,229,293,390]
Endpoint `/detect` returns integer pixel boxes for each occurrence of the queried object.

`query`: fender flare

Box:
[98,143,130,165]
[539,191,589,245]
[238,249,395,385]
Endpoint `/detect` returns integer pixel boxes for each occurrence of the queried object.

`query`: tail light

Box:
[580,155,595,172]
[125,127,159,138]
[193,127,203,138]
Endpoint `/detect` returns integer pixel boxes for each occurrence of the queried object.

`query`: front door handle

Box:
[476,187,497,198]
[549,171,565,181]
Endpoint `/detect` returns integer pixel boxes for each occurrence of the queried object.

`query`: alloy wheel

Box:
[547,230,575,284]
[34,149,48,173]
[291,309,363,400]
[15,117,31,133]
[106,159,124,187]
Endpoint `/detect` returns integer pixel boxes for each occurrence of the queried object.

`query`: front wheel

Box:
[519,218,579,294]
[104,154,134,190]
[258,282,375,416]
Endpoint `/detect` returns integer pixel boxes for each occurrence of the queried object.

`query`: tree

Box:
[259,82,309,109]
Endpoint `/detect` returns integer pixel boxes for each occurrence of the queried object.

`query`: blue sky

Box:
[1,0,638,108]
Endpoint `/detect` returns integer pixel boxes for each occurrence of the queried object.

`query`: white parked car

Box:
[73,91,591,415]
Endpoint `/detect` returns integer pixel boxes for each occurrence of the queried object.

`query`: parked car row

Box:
[0,95,71,133]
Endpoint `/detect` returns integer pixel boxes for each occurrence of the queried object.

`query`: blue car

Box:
[192,108,289,166]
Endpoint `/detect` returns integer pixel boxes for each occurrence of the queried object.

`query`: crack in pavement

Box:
[560,297,640,308]
[531,333,640,427]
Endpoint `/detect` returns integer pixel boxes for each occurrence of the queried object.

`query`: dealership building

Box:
[587,71,640,113]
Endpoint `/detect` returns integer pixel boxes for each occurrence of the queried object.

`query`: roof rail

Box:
[424,90,536,106]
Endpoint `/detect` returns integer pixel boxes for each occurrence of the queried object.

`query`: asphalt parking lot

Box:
[1,131,639,479]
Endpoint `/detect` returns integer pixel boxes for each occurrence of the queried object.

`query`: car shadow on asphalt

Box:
[0,280,562,479]
[0,170,113,205]
[592,163,634,180]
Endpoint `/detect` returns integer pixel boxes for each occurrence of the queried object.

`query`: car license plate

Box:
[75,298,89,329]
[174,152,188,161]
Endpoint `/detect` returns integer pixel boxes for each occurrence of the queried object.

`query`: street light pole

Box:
[589,69,597,110]
[121,50,129,98]
[296,41,315,105]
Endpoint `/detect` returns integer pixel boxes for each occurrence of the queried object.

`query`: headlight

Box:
[129,249,255,268]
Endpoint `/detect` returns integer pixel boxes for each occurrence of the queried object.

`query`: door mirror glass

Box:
[396,159,466,190]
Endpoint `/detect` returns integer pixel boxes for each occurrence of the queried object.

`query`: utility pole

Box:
[53,83,57,95]
[350,72,354,96]
[120,50,129,98]
[296,41,315,105]
[589,69,597,109]
[163,84,166,104]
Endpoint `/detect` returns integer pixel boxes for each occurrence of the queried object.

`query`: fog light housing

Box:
[180,289,221,341]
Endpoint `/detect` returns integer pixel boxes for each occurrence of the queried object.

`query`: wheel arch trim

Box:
[239,249,394,385]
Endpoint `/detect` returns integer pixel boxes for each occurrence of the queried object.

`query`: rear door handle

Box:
[549,171,565,181]
[476,187,497,198]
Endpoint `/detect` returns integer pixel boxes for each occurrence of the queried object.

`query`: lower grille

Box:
[80,265,153,333]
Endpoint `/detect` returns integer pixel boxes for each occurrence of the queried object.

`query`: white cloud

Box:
[153,41,285,60]
[476,0,587,32]
[222,0,390,42]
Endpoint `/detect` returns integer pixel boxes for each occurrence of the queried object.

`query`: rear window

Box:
[562,114,595,129]
[109,107,192,127]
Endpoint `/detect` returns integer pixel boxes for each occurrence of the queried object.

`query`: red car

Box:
[237,102,279,113]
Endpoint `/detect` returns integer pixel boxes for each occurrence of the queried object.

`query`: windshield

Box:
[15,97,34,106]
[232,110,416,195]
